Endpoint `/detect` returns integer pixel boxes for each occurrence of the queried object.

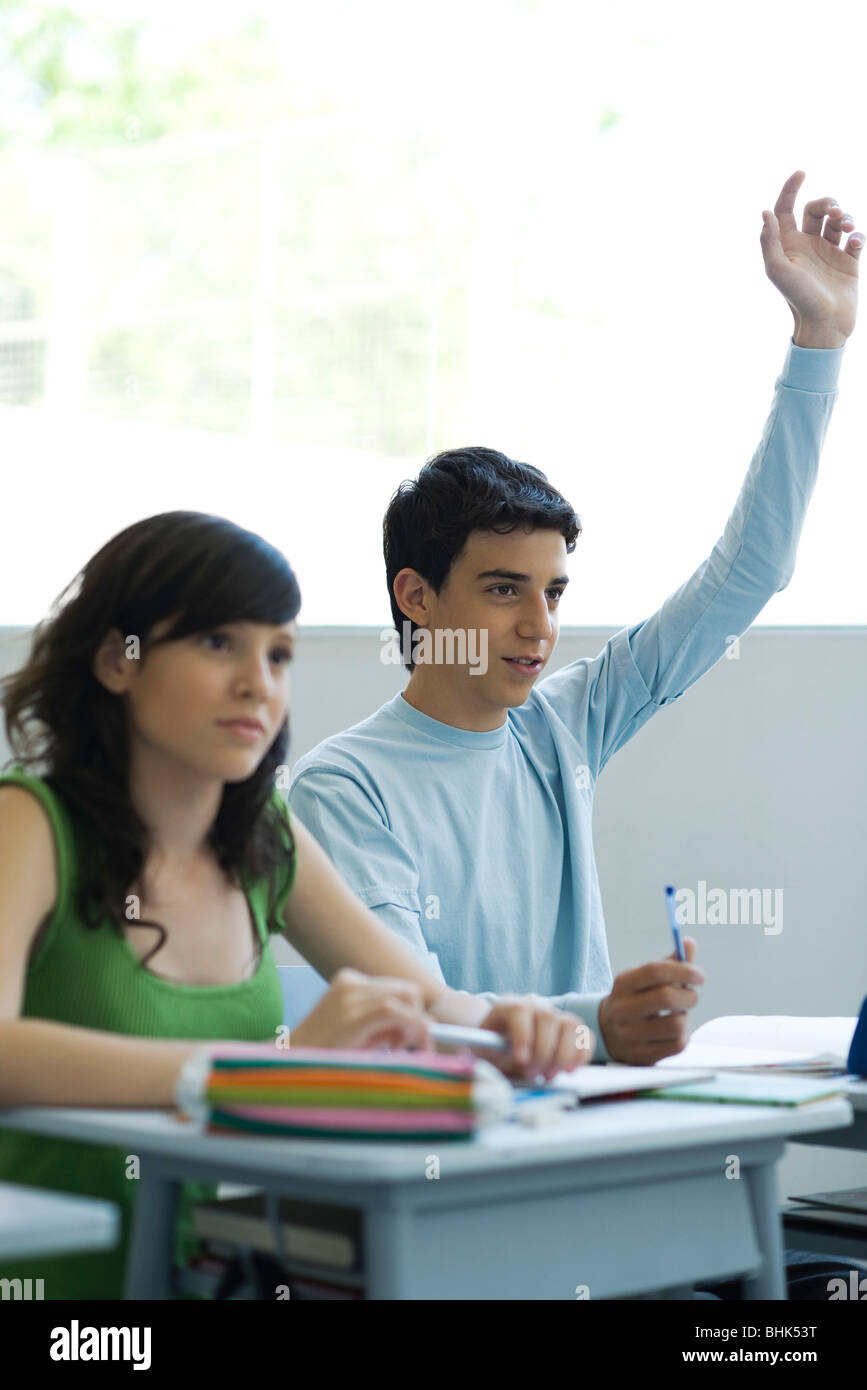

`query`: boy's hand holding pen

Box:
[426,884,705,1077]
[594,884,705,1067]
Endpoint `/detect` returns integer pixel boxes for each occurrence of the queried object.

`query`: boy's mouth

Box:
[503,655,543,674]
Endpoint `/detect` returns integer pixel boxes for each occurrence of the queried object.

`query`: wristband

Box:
[173,1046,213,1125]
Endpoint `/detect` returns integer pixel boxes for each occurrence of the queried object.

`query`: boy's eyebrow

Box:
[476,569,570,586]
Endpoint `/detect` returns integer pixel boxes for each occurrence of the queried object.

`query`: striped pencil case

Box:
[177,1044,514,1141]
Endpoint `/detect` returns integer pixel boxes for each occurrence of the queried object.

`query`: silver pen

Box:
[429,1022,510,1053]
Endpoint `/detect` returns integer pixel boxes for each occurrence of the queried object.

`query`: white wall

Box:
[3,623,866,1198]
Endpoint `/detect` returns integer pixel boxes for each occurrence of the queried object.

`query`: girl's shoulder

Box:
[0,765,78,942]
[0,764,76,847]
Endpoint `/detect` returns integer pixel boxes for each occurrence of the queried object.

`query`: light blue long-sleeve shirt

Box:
[289,339,844,1059]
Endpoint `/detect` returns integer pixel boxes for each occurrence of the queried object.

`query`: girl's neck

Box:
[127,742,224,867]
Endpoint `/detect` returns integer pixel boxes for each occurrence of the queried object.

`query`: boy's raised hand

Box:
[597,938,704,1066]
[761,170,862,347]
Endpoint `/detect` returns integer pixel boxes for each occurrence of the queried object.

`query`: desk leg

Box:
[741,1162,786,1301]
[124,1171,178,1300]
[363,1200,413,1300]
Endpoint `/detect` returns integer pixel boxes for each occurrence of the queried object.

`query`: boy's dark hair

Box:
[383,446,581,670]
[2,511,301,968]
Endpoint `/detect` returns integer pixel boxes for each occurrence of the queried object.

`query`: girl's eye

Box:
[491,585,515,596]
[548,589,565,602]
[202,632,291,664]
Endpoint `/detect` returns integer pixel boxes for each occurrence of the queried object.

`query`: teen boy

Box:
[289,171,861,1064]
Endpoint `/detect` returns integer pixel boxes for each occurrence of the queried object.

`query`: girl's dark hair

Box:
[383,446,581,670]
[1,511,302,970]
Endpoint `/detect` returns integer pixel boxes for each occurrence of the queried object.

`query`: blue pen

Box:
[665,884,686,961]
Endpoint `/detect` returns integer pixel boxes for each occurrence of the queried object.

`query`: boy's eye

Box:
[489,585,565,600]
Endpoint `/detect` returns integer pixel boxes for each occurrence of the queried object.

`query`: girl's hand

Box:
[290,967,433,1051]
[474,996,595,1082]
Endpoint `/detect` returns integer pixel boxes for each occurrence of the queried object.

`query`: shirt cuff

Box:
[543,991,611,1064]
[781,337,845,393]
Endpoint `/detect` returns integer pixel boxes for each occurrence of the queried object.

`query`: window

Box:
[1,0,864,625]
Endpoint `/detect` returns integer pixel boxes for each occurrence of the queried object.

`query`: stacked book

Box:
[179,1194,365,1300]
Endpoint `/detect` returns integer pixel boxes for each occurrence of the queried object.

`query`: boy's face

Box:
[400,524,569,715]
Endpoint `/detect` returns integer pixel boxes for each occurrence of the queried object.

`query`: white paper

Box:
[655,1016,857,1071]
[546,1064,712,1098]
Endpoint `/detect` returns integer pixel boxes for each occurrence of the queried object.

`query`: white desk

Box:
[0,1181,119,1260]
[0,1096,852,1301]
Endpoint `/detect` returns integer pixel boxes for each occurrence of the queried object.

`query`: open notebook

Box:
[655,1015,857,1075]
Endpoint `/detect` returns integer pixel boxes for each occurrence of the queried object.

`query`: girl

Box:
[0,510,592,1299]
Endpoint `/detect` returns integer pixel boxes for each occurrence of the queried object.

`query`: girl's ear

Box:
[92,627,136,694]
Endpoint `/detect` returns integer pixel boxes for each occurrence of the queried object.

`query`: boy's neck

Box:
[400,671,508,733]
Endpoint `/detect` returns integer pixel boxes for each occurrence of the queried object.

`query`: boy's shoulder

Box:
[290,695,405,785]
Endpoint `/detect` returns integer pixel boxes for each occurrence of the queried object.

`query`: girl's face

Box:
[94,615,296,782]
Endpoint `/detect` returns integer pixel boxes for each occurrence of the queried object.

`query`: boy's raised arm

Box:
[540,171,859,775]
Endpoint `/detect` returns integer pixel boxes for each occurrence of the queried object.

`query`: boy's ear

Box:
[392,568,430,624]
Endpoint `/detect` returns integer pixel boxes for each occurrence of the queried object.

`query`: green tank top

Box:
[0,763,297,1300]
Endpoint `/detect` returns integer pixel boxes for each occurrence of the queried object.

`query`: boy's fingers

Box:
[636,985,700,1017]
[637,960,705,989]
